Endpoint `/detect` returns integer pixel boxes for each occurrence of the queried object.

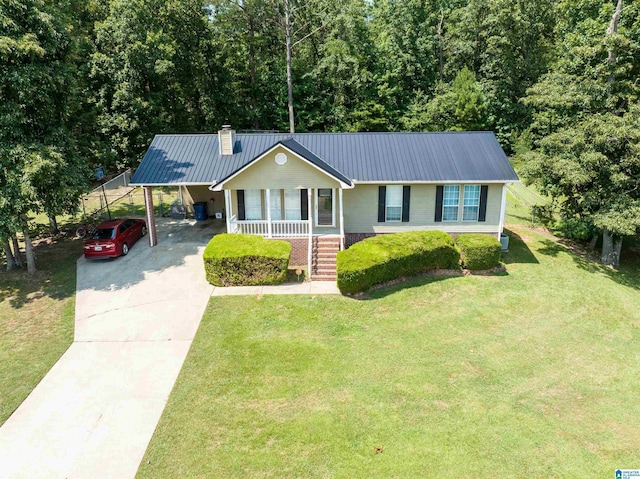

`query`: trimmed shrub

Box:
[203,234,291,286]
[455,234,501,270]
[336,231,460,294]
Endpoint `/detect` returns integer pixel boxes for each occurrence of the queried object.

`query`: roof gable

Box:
[212,142,352,191]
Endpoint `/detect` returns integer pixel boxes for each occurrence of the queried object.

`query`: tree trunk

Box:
[437,10,445,82]
[4,241,16,271]
[601,229,622,269]
[12,236,24,268]
[248,14,260,130]
[607,0,623,83]
[22,227,36,275]
[588,233,598,251]
[49,215,59,235]
[285,0,295,133]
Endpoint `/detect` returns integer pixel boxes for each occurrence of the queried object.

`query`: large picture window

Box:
[463,185,481,221]
[269,189,281,220]
[443,185,460,221]
[284,189,301,220]
[385,185,403,222]
[244,189,262,220]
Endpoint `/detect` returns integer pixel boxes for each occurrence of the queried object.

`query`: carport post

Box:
[144,186,158,247]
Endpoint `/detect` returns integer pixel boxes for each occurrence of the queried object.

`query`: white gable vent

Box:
[218,125,236,156]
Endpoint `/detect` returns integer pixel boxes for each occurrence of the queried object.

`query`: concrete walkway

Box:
[0,219,219,479]
[211,280,340,296]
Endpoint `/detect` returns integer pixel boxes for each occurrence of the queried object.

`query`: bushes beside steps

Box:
[336,231,460,294]
[204,234,291,286]
[455,234,502,270]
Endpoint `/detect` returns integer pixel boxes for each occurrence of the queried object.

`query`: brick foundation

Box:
[271,238,309,268]
[345,233,379,249]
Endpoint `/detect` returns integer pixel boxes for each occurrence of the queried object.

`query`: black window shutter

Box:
[435,185,444,222]
[378,186,386,222]
[237,190,245,220]
[478,185,489,222]
[402,186,411,222]
[300,189,308,221]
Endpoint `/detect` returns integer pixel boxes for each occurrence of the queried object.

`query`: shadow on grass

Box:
[0,236,82,308]
[354,273,459,300]
[501,228,539,265]
[536,236,640,291]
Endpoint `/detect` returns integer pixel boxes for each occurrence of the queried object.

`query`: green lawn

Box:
[138,226,640,478]
[0,237,81,425]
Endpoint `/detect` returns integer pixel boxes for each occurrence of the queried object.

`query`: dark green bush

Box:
[455,234,501,270]
[203,234,291,286]
[336,231,460,294]
[552,217,598,241]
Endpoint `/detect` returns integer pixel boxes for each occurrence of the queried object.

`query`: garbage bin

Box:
[500,233,509,252]
[193,202,208,221]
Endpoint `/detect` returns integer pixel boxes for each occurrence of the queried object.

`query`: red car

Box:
[84,219,147,259]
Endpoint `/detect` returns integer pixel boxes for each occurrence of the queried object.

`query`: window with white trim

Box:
[443,185,460,221]
[245,189,262,220]
[463,185,481,221]
[284,189,301,220]
[385,185,403,222]
[269,189,282,220]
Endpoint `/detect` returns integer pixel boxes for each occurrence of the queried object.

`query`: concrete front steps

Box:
[311,236,340,281]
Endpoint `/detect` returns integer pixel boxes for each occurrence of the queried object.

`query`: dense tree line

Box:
[1,0,639,272]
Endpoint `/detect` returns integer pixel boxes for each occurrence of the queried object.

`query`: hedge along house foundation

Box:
[130,128,519,281]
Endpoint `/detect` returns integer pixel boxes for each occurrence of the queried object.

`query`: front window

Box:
[245,189,262,220]
[385,185,403,222]
[463,185,481,221]
[443,185,460,221]
[269,189,282,220]
[284,189,301,220]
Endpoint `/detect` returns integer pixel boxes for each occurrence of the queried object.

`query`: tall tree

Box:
[0,0,89,273]
[521,0,640,268]
[402,67,488,131]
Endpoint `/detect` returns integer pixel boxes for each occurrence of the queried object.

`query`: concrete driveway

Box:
[0,219,221,479]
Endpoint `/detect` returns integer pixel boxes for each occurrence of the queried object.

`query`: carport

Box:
[128,183,225,247]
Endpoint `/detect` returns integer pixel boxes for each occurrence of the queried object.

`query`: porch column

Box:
[265,188,272,238]
[307,188,312,278]
[224,189,232,234]
[339,188,345,250]
[143,186,157,247]
[498,183,508,239]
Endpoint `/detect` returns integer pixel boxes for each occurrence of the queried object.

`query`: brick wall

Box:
[345,233,378,248]
[272,238,309,268]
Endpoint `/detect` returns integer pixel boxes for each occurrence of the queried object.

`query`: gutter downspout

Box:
[307,188,312,280]
[498,183,508,239]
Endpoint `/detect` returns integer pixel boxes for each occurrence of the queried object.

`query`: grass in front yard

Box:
[139,226,640,478]
[0,237,81,425]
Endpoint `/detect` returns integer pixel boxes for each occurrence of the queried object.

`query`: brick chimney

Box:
[218,125,236,155]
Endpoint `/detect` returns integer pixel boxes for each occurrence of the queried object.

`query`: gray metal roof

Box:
[130,131,519,185]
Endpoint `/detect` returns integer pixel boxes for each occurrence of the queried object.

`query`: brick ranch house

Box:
[130,127,519,280]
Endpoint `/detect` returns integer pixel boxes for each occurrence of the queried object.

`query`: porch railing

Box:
[229,216,308,238]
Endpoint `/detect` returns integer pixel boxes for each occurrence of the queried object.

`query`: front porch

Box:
[222,187,344,281]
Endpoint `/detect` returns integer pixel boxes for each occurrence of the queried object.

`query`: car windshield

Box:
[92,228,115,240]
